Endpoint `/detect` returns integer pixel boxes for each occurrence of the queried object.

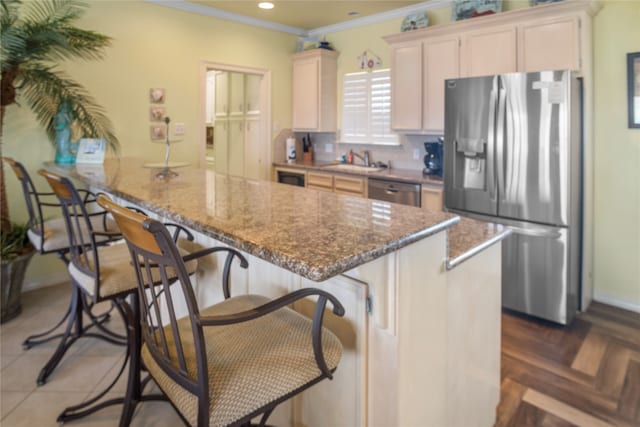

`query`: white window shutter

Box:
[341,69,397,145]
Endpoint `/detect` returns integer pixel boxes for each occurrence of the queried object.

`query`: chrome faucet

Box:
[350,150,370,167]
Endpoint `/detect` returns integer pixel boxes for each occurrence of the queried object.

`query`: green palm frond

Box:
[1,0,110,68]
[19,65,119,154]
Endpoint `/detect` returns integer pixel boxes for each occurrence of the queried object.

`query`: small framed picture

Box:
[150,106,166,121]
[149,88,165,104]
[628,52,640,128]
[150,124,166,140]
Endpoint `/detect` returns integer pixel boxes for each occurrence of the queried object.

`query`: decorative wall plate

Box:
[401,12,429,32]
[451,0,502,21]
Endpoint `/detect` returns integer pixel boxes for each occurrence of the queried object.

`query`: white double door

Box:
[212,71,266,180]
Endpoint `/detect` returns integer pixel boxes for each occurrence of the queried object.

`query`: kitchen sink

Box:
[322,164,384,173]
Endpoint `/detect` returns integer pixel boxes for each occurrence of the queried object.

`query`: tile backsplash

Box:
[287,132,443,171]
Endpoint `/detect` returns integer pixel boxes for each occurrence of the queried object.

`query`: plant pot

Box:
[1,249,35,323]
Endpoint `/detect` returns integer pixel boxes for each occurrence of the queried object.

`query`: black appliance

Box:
[277,170,305,187]
[423,138,443,177]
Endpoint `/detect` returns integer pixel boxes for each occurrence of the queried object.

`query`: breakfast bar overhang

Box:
[46,158,510,427]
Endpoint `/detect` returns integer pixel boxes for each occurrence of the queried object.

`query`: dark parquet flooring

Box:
[497,302,640,427]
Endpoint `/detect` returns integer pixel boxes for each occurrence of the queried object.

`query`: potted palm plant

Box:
[0,0,119,322]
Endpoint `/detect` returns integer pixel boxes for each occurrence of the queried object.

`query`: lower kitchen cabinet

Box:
[306,171,334,192]
[307,171,367,197]
[334,174,366,197]
[293,275,368,427]
[422,185,444,211]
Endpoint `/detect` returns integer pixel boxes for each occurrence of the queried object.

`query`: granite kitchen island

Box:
[47,158,510,427]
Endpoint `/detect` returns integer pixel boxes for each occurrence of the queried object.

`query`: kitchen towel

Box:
[286,137,296,163]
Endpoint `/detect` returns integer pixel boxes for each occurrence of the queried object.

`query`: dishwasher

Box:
[368,178,421,207]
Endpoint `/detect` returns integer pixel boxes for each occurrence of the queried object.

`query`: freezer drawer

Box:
[501,223,578,325]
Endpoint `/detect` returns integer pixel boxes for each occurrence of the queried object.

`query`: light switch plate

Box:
[325,143,333,153]
[174,122,185,135]
[413,148,420,160]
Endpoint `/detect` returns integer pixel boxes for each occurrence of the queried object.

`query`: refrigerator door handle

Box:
[508,225,562,239]
[487,76,498,201]
[496,77,507,197]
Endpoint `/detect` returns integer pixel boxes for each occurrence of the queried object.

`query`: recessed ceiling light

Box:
[258,2,274,9]
[348,11,360,17]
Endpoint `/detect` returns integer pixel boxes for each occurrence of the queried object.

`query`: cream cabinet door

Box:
[423,36,459,133]
[213,119,228,175]
[460,26,517,78]
[294,275,368,427]
[244,74,262,117]
[227,119,244,177]
[421,185,443,211]
[390,41,423,131]
[228,72,245,118]
[518,16,581,73]
[243,117,263,181]
[292,55,320,130]
[214,71,229,119]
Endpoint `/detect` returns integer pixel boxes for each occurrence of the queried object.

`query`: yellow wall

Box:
[592,1,640,307]
[3,1,297,285]
[5,0,639,308]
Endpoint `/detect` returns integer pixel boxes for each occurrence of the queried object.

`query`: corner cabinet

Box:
[384,0,600,134]
[291,49,338,132]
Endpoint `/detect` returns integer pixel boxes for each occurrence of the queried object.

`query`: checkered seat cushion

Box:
[142,294,343,427]
[68,241,198,299]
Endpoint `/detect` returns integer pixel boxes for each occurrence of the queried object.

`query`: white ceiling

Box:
[189,1,430,31]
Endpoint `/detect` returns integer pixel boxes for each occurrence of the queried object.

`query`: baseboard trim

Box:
[593,291,640,313]
[21,273,69,293]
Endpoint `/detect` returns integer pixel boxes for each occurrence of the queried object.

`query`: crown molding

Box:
[145,0,454,38]
[144,0,308,36]
[307,0,453,37]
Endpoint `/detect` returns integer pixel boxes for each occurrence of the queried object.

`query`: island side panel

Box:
[397,231,449,427]
[447,243,502,427]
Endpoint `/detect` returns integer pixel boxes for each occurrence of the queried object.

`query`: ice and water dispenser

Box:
[455,138,487,191]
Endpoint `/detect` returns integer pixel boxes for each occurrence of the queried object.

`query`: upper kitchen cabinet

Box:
[384,0,600,134]
[518,16,581,73]
[214,71,229,119]
[244,74,262,116]
[423,37,460,133]
[292,49,338,132]
[460,26,517,77]
[389,36,459,133]
[390,41,423,131]
[228,72,245,117]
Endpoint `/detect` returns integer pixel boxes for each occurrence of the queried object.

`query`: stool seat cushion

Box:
[68,242,198,299]
[28,216,119,253]
[141,294,343,427]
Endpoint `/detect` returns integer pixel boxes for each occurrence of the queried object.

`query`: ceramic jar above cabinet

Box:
[291,49,338,132]
[384,0,599,134]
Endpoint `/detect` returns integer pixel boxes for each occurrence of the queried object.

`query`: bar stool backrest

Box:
[38,169,103,299]
[5,158,55,253]
[98,195,207,400]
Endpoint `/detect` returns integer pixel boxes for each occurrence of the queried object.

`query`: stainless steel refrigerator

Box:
[444,70,582,325]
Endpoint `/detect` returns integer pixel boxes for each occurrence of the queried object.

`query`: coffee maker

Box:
[423,138,443,177]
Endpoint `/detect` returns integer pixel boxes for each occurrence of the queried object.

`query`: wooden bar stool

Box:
[98,194,345,427]
[4,157,121,355]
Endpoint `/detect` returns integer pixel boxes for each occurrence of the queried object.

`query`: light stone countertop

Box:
[47,158,508,279]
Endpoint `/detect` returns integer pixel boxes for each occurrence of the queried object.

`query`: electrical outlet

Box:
[325,143,333,153]
[413,148,420,160]
[174,122,185,135]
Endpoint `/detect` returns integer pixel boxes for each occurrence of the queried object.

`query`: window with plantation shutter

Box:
[341,69,398,145]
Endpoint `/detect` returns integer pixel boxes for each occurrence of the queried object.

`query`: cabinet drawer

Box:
[307,172,334,190]
[334,175,365,197]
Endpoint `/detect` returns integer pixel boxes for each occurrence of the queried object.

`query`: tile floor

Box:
[0,282,184,427]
